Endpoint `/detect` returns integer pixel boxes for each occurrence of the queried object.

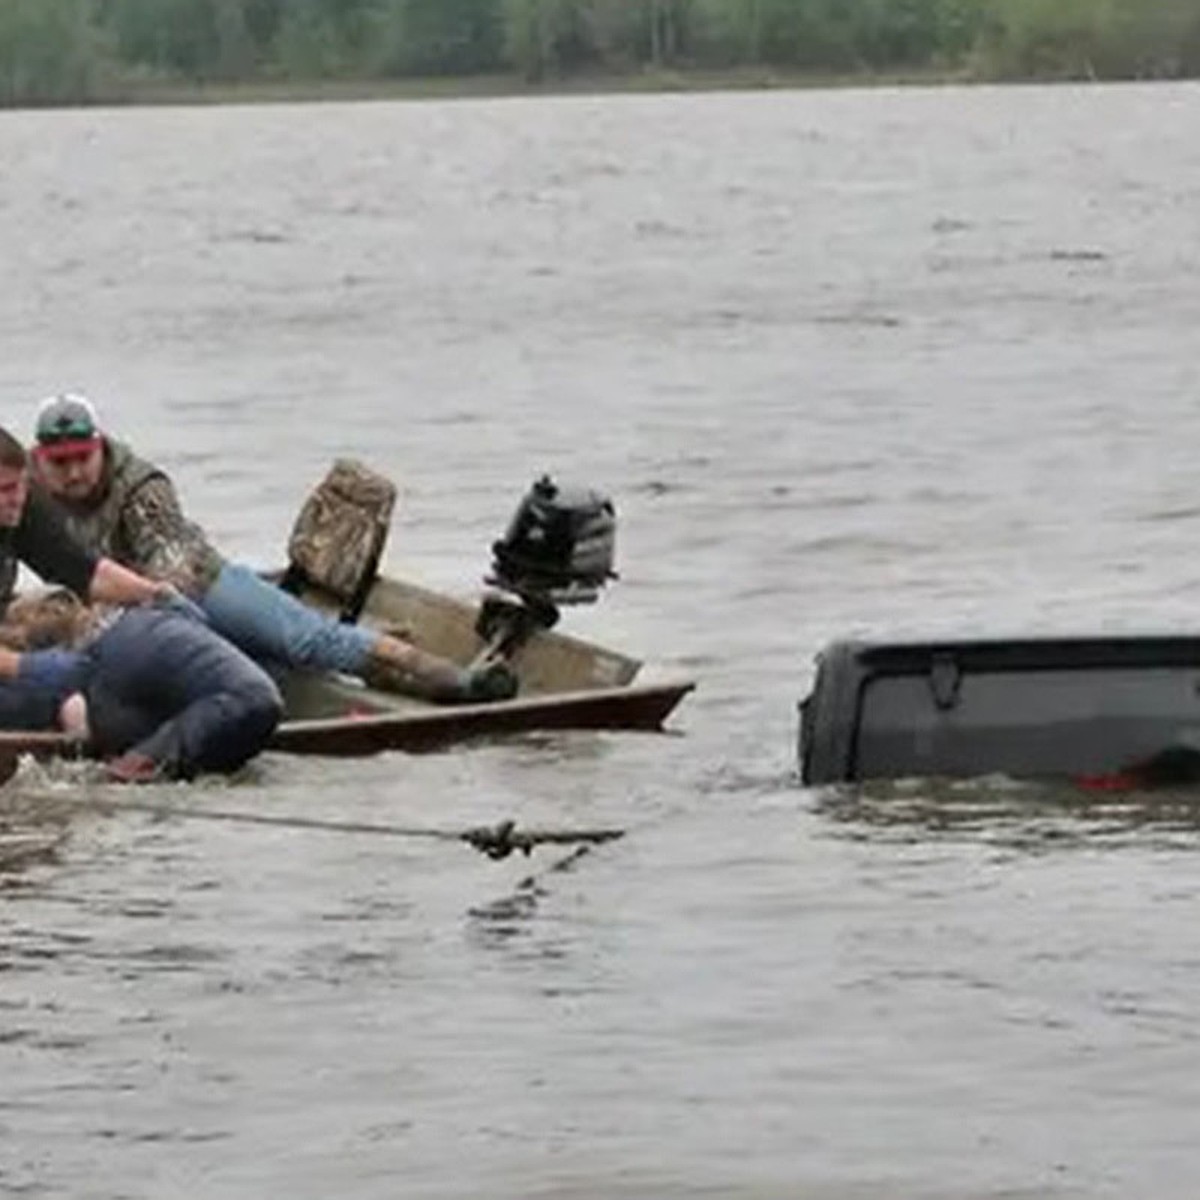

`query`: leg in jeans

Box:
[200,561,516,704]
[200,561,374,673]
[85,608,283,778]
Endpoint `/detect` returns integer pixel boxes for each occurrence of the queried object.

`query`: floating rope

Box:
[16,792,624,862]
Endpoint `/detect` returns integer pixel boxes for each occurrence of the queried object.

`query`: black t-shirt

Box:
[0,487,100,611]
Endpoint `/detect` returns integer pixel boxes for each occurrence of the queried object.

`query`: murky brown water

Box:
[3,81,1200,1198]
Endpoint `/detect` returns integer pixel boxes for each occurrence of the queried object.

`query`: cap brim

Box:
[35,437,101,461]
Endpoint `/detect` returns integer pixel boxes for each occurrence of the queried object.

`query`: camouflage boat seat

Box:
[280,459,397,622]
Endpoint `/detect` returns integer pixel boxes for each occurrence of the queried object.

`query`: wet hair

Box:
[0,590,90,650]
[0,427,27,470]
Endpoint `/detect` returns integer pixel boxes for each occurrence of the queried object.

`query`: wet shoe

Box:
[364,643,517,705]
[105,752,162,784]
[462,661,519,703]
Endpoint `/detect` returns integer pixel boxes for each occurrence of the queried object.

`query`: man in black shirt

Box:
[0,428,164,612]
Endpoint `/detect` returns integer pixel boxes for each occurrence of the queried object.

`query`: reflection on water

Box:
[0,760,80,877]
[813,774,1200,850]
[467,844,593,944]
[0,827,64,874]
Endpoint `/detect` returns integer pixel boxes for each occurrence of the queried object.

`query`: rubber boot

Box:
[460,660,520,702]
[363,637,518,705]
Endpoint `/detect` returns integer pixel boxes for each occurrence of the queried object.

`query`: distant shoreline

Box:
[4,0,1195,114]
[4,63,1188,114]
[6,64,1084,112]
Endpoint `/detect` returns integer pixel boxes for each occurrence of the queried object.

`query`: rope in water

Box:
[17,792,624,861]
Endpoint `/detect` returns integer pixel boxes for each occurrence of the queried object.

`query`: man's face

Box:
[35,442,104,504]
[0,464,28,528]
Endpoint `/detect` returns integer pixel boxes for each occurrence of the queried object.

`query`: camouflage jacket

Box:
[52,439,224,598]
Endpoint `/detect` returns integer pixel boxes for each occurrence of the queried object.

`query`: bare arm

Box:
[88,557,167,607]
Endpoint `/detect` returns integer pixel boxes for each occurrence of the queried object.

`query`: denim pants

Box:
[200,561,375,676]
[85,607,283,778]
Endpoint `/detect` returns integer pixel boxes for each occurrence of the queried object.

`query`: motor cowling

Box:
[489,476,616,603]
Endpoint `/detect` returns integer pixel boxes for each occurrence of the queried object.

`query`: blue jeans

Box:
[200,561,375,676]
[85,607,283,778]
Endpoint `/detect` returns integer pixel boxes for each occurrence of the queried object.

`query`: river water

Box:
[2,81,1200,1198]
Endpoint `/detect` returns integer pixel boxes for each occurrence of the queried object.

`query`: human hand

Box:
[18,648,86,694]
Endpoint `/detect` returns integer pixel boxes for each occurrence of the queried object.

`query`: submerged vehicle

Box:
[0,466,694,779]
[800,635,1200,787]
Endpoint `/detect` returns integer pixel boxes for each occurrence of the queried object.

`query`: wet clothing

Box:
[44,439,376,676]
[49,440,222,596]
[0,489,99,615]
[0,653,82,730]
[0,605,282,778]
[84,606,283,778]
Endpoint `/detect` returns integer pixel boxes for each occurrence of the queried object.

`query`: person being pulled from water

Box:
[0,589,283,783]
[0,421,202,722]
[30,395,517,705]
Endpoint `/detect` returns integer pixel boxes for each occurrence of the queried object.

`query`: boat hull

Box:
[0,570,694,779]
[0,679,693,781]
[274,680,695,756]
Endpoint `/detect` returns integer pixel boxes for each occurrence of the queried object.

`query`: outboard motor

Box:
[474,476,617,663]
[490,476,616,603]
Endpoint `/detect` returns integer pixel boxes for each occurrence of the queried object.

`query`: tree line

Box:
[3,0,1200,106]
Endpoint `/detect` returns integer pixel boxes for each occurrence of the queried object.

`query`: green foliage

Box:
[374,0,503,76]
[241,0,284,49]
[3,0,1200,105]
[102,0,251,79]
[270,0,386,77]
[502,0,596,79]
[977,0,1200,79]
[0,0,103,104]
